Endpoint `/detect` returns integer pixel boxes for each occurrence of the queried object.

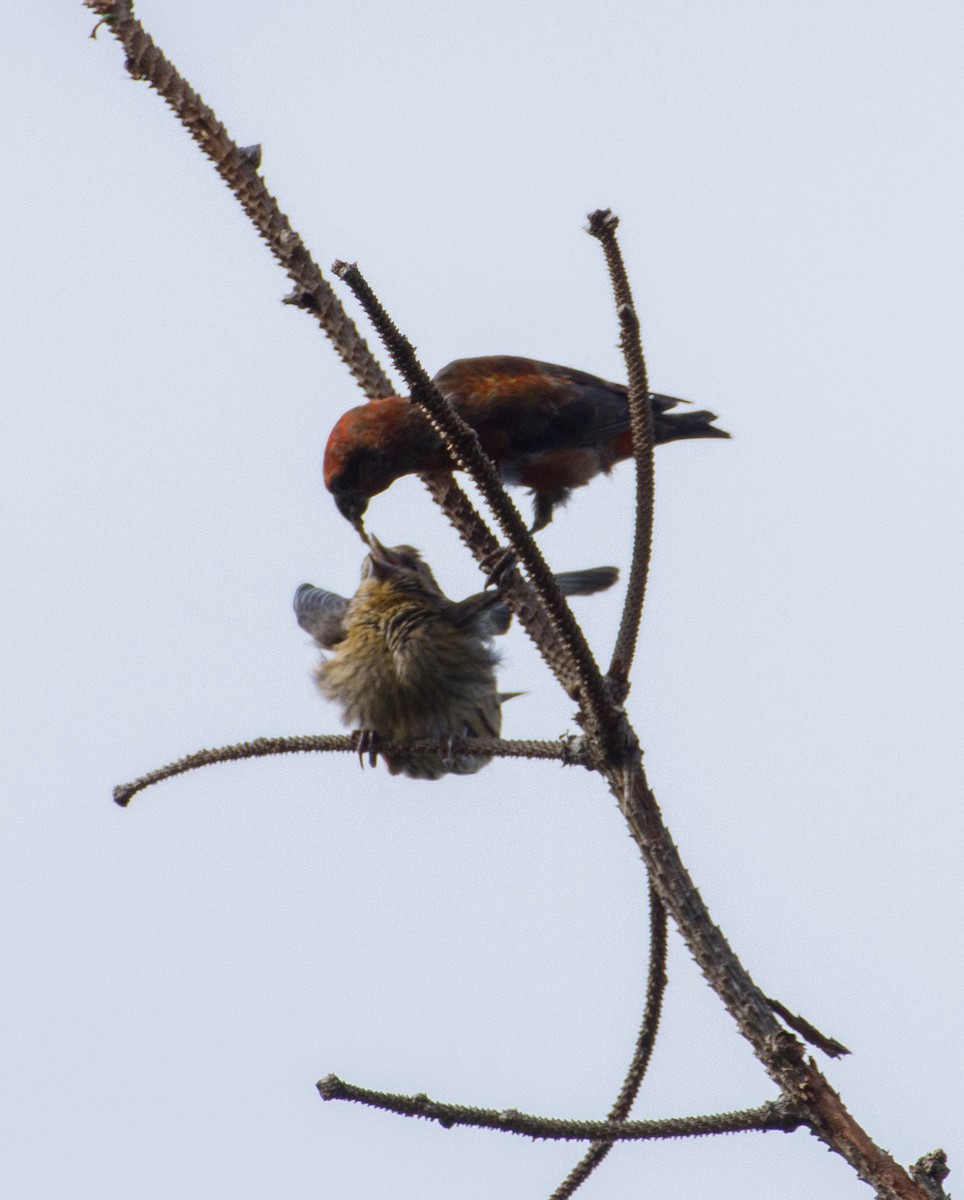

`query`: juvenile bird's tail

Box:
[553,566,620,595]
[484,566,619,635]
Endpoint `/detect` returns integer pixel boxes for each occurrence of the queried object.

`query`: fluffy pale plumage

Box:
[323,355,729,532]
[294,543,617,780]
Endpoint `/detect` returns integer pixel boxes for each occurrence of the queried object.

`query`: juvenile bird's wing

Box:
[450,565,619,638]
[444,588,506,633]
[293,583,350,648]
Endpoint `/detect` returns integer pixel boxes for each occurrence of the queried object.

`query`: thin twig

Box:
[586,210,655,694]
[113,734,589,806]
[549,881,669,1198]
[765,996,850,1059]
[331,260,619,746]
[910,1150,951,1200]
[316,1075,802,1142]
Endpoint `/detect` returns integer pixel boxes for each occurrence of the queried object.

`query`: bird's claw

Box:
[481,547,517,590]
[441,734,459,769]
[352,729,381,768]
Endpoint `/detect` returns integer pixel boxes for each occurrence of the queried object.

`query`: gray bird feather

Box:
[293,583,350,648]
[458,565,620,637]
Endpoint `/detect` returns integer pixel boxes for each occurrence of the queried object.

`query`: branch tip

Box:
[910,1149,950,1200]
[586,208,619,237]
[317,1074,347,1100]
[765,996,851,1059]
[281,287,316,311]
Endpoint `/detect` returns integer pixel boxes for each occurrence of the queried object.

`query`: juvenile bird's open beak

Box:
[366,535,401,581]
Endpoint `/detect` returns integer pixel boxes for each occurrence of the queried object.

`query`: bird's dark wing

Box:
[444,589,506,634]
[450,564,619,638]
[293,583,350,648]
[434,357,729,450]
[433,357,627,457]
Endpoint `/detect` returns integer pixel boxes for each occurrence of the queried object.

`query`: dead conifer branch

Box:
[586,209,655,693]
[316,1074,802,1141]
[910,1150,950,1200]
[764,996,851,1059]
[113,734,588,806]
[112,734,356,806]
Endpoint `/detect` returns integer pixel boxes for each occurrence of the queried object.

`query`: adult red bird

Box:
[324,355,729,533]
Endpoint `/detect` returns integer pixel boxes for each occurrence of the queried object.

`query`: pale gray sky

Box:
[3,4,963,1198]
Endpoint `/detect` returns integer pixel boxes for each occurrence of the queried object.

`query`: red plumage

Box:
[324,355,729,532]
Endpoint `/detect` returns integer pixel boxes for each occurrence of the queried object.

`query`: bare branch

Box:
[113,734,589,806]
[586,210,655,694]
[910,1150,950,1200]
[549,882,668,1198]
[765,996,851,1059]
[316,1074,801,1142]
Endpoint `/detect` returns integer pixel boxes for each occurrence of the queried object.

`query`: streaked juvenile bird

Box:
[294,540,618,780]
[324,355,729,533]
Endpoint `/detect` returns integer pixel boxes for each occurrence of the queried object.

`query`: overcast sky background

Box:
[3,4,962,1198]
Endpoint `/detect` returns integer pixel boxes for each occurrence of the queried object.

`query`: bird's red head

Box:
[323,398,448,533]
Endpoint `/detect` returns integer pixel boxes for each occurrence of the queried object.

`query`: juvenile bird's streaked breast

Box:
[295,542,619,780]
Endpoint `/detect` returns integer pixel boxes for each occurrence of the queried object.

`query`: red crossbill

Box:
[294,539,617,780]
[324,355,729,533]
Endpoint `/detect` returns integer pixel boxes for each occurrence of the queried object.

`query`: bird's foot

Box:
[481,547,517,590]
[441,733,469,770]
[351,729,381,769]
